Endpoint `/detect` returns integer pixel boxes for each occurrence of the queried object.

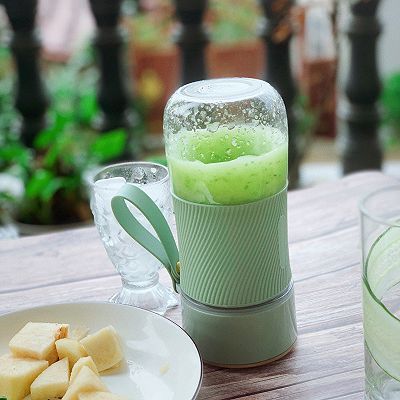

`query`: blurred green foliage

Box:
[294,93,318,161]
[129,0,261,49]
[128,0,174,50]
[381,72,400,148]
[0,47,132,225]
[295,94,318,138]
[209,0,261,44]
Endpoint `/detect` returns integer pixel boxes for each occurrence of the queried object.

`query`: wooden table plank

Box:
[0,227,114,294]
[287,171,398,243]
[0,171,398,399]
[236,369,364,400]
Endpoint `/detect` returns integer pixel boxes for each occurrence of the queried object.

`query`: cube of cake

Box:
[68,327,90,341]
[80,326,123,372]
[62,366,108,400]
[70,357,98,383]
[0,354,48,400]
[31,357,70,400]
[9,322,69,364]
[56,339,87,367]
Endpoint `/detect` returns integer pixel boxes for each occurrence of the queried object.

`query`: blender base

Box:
[181,282,297,368]
[204,341,296,369]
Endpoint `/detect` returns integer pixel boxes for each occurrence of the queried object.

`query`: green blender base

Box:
[181,283,297,368]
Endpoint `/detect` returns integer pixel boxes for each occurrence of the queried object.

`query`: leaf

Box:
[0,143,31,168]
[34,113,71,150]
[42,144,61,169]
[79,91,98,124]
[40,176,77,202]
[89,129,127,163]
[34,127,57,150]
[41,125,77,169]
[25,171,75,203]
[25,169,54,200]
[382,73,400,122]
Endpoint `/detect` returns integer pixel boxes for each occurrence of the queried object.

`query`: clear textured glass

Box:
[360,186,400,399]
[163,78,288,205]
[90,162,178,315]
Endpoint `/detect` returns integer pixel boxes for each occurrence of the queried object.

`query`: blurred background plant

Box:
[295,93,318,159]
[0,46,28,233]
[127,0,177,136]
[0,45,137,228]
[208,0,260,44]
[381,72,400,149]
[128,0,261,48]
[127,0,264,136]
[128,0,174,51]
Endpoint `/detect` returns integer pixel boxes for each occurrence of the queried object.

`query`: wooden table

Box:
[0,171,398,399]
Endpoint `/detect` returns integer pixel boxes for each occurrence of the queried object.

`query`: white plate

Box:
[0,302,202,400]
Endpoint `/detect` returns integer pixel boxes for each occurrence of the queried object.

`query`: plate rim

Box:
[0,301,203,400]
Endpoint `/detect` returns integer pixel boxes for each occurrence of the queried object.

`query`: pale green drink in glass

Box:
[361,186,400,399]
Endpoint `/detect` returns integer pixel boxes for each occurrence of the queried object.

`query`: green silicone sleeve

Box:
[173,186,291,307]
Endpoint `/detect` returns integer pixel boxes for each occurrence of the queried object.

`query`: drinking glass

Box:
[90,162,178,315]
[360,186,400,399]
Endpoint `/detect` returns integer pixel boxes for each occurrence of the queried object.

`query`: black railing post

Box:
[4,0,49,147]
[89,0,132,132]
[174,0,208,84]
[338,0,382,174]
[259,0,299,187]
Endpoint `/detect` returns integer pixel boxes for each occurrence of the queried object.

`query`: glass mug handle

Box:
[111,184,180,292]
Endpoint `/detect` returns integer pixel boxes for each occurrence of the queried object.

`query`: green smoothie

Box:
[166,127,287,205]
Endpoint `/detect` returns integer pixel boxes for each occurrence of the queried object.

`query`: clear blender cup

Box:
[163,78,297,366]
[164,78,288,206]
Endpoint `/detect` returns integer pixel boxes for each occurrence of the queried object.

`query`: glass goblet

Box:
[90,161,178,315]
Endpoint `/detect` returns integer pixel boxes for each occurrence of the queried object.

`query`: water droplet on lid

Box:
[208,122,219,133]
[232,138,238,147]
[227,122,235,130]
[226,149,232,156]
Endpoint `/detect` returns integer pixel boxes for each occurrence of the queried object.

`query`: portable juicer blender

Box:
[112,78,297,367]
